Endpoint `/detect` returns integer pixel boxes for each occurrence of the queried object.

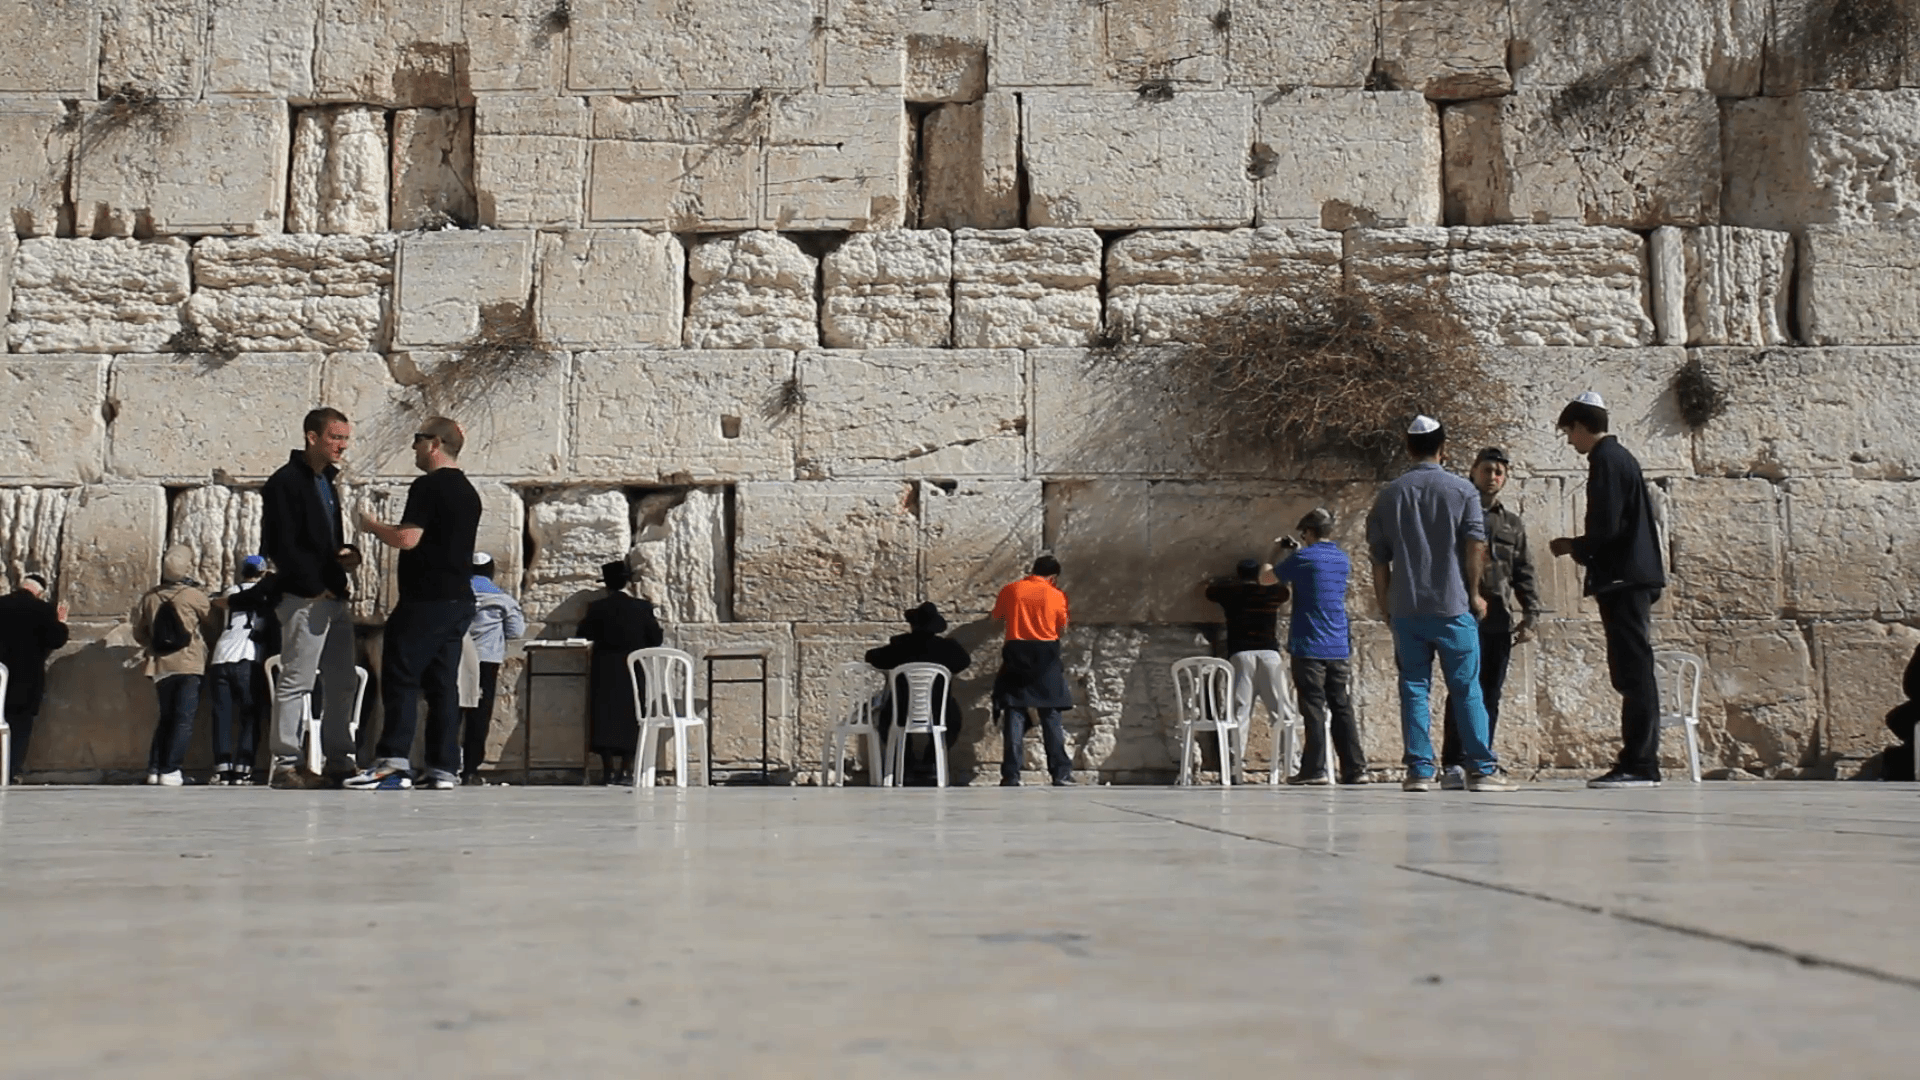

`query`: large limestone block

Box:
[7,238,190,354]
[765,93,908,230]
[535,230,684,348]
[1044,479,1152,623]
[108,355,322,481]
[470,480,526,597]
[463,0,569,93]
[1666,479,1784,619]
[797,349,1024,478]
[0,229,11,335]
[1060,624,1215,777]
[1813,621,1920,765]
[951,228,1101,348]
[671,622,796,770]
[1255,89,1442,228]
[0,103,76,236]
[1765,0,1920,94]
[735,481,918,622]
[1783,479,1920,617]
[98,0,203,100]
[186,234,396,352]
[906,0,987,102]
[72,100,289,238]
[1723,91,1920,229]
[630,487,731,625]
[392,230,535,348]
[474,95,587,228]
[1650,226,1795,347]
[1227,0,1374,87]
[0,360,108,483]
[1479,347,1693,478]
[1103,0,1225,86]
[1692,347,1920,479]
[988,0,1104,88]
[572,350,798,482]
[324,350,568,479]
[33,622,161,776]
[919,93,1020,229]
[1508,0,1766,95]
[205,0,316,99]
[1377,0,1512,100]
[920,480,1044,619]
[0,487,76,584]
[586,94,763,230]
[166,485,264,589]
[821,230,953,348]
[1799,223,1920,344]
[313,0,463,106]
[1147,481,1376,625]
[0,0,96,95]
[1104,227,1342,345]
[825,0,906,90]
[289,107,390,235]
[1442,90,1721,228]
[391,108,477,229]
[684,232,819,350]
[567,0,816,92]
[1029,348,1278,479]
[523,487,631,624]
[59,485,165,618]
[1021,92,1253,227]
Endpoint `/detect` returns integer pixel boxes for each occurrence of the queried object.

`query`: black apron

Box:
[991,639,1074,711]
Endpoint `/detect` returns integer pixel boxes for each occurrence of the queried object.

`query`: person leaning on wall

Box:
[0,572,68,783]
[129,545,215,787]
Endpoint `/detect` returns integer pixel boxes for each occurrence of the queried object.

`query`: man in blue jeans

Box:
[1365,416,1518,793]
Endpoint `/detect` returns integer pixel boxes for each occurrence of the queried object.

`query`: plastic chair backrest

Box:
[1655,651,1704,724]
[0,661,9,726]
[839,661,878,728]
[1171,657,1233,726]
[629,647,696,721]
[889,663,951,731]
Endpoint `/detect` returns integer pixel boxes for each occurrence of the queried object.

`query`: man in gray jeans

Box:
[259,407,363,789]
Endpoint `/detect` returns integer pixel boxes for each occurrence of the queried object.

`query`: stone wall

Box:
[2,0,1916,782]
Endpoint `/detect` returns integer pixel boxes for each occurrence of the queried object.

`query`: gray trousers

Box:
[271,595,358,770]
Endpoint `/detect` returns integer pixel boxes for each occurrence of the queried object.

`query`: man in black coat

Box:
[577,560,664,785]
[0,573,68,781]
[1549,392,1669,788]
[865,602,970,784]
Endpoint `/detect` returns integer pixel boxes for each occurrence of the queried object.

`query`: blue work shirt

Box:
[1274,542,1351,660]
[1365,462,1486,618]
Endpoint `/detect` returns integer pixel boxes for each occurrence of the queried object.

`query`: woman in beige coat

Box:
[130,545,215,786]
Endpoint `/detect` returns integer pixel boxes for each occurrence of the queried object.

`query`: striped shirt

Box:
[1274,542,1352,660]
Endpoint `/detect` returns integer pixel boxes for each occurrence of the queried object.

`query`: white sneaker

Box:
[1440,765,1468,791]
[144,771,160,786]
[157,770,184,787]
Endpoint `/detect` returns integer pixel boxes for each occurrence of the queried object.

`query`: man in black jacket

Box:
[1548,393,1669,788]
[0,573,68,781]
[865,602,971,784]
[260,407,363,789]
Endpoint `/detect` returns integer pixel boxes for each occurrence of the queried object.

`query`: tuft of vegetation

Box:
[541,0,571,34]
[1210,9,1230,31]
[1794,0,1913,87]
[163,318,238,364]
[1672,354,1728,430]
[1136,79,1176,102]
[766,376,806,418]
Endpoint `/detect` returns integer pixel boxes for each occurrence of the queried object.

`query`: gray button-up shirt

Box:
[1365,463,1485,618]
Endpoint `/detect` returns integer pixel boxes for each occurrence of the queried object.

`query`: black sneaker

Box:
[1588,767,1662,789]
[1000,777,1022,787]
[1338,770,1372,786]
[1287,771,1331,786]
[1051,776,1077,787]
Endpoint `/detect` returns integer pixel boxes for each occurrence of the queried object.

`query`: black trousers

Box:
[461,659,501,777]
[1001,707,1071,783]
[376,598,475,779]
[207,660,259,768]
[1440,604,1514,769]
[1293,658,1365,777]
[4,704,36,778]
[1597,587,1662,773]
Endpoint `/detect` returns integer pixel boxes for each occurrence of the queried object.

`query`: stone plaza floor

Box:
[0,782,1915,1077]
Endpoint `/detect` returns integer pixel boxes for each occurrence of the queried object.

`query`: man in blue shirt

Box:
[1365,416,1517,792]
[1273,508,1368,785]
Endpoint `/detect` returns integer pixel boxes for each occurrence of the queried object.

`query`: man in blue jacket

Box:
[1273,508,1368,785]
[462,551,525,784]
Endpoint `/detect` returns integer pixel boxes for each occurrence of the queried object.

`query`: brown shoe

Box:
[269,765,324,790]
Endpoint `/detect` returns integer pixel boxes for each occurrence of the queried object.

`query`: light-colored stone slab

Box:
[1650,226,1687,345]
[0,360,108,483]
[1666,478,1784,620]
[1104,227,1343,345]
[1043,479,1152,623]
[1508,0,1766,95]
[72,100,289,238]
[1799,223,1920,345]
[535,230,684,348]
[107,354,321,482]
[185,235,394,353]
[289,107,390,235]
[798,349,1023,478]
[825,0,905,90]
[920,93,1020,229]
[765,93,908,230]
[952,228,1101,349]
[1378,0,1512,99]
[672,621,796,767]
[1659,226,1796,347]
[393,230,535,348]
[0,103,72,237]
[1784,479,1920,618]
[566,0,817,92]
[59,485,165,619]
[391,108,477,230]
[313,0,463,106]
[0,0,96,96]
[1691,347,1920,480]
[325,350,568,479]
[821,230,953,348]
[1479,346,1692,478]
[1103,0,1225,86]
[1,228,12,332]
[523,486,630,625]
[166,485,264,590]
[0,487,76,585]
[7,238,190,354]
[463,0,569,93]
[474,94,587,228]
[1147,481,1374,625]
[572,350,798,482]
[735,481,918,622]
[684,232,819,350]
[906,0,988,102]
[1227,0,1374,87]
[988,0,1104,88]
[586,94,764,231]
[470,479,525,598]
[630,486,731,625]
[919,479,1044,619]
[1442,90,1720,228]
[1813,621,1920,765]
[98,0,203,100]
[1723,91,1920,230]
[1256,89,1442,228]
[1022,91,1253,228]
[205,0,316,99]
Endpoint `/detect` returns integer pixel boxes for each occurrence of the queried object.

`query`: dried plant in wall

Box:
[1672,354,1728,430]
[541,0,571,34]
[420,301,557,414]
[1790,0,1915,86]
[163,315,238,364]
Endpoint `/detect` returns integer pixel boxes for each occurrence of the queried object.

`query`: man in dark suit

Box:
[0,573,69,782]
[578,560,664,785]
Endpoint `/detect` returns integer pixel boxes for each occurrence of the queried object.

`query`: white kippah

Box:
[472,552,493,566]
[1572,391,1607,409]
[1407,415,1441,435]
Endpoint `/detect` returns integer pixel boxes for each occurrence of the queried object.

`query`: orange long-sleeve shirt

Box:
[991,575,1069,641]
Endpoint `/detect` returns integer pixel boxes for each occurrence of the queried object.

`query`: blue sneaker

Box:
[342,766,412,791]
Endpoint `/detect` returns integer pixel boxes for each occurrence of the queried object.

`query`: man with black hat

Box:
[0,572,67,782]
[578,559,663,785]
[865,602,971,784]
[1439,447,1543,790]
[1203,553,1291,783]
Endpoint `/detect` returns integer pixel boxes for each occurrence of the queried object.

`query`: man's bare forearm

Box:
[1371,562,1392,619]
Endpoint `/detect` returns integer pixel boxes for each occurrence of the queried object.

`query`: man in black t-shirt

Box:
[1203,556,1292,783]
[345,415,483,791]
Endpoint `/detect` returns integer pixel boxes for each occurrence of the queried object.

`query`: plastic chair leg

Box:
[2,724,10,786]
[823,731,840,787]
[305,717,322,776]
[866,731,885,787]
[1686,719,1702,784]
[933,731,948,788]
[1323,717,1335,779]
[673,726,689,788]
[1177,729,1194,786]
[636,725,662,788]
[697,723,711,786]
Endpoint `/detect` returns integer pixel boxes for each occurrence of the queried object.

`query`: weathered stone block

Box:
[1043,479,1151,623]
[567,0,816,92]
[572,350,798,482]
[1443,90,1721,228]
[7,238,189,354]
[1508,0,1766,95]
[1479,346,1692,477]
[952,228,1101,348]
[1650,226,1795,347]
[470,480,526,598]
[1723,91,1920,230]
[1378,0,1512,100]
[108,355,321,481]
[187,234,395,352]
[684,232,818,350]
[474,95,587,228]
[1227,0,1374,87]
[0,360,108,483]
[1030,349,1264,479]
[1103,0,1224,86]
[73,100,289,237]
[1799,223,1920,345]
[324,350,568,479]
[1147,481,1375,625]
[920,480,1043,618]
[391,108,477,229]
[1692,347,1920,480]
[1059,624,1213,776]
[821,230,952,348]
[1105,227,1342,345]
[919,93,1020,229]
[313,0,463,106]
[205,0,316,99]
[463,0,568,93]
[765,93,907,230]
[1764,0,1920,95]
[906,0,987,102]
[0,0,96,96]
[166,485,263,589]
[630,487,731,625]
[1,229,12,333]
[1784,479,1920,617]
[0,487,76,584]
[98,0,202,100]
[736,482,918,622]
[988,0,1104,88]
[0,103,75,237]
[289,107,390,235]
[586,94,763,230]
[798,349,1023,478]
[31,622,160,775]
[1256,89,1442,228]
[535,230,684,348]
[393,230,535,348]
[1022,92,1253,227]
[825,0,905,90]
[60,485,165,618]
[671,622,796,770]
[1666,479,1784,619]
[523,487,631,624]
[1813,621,1920,764]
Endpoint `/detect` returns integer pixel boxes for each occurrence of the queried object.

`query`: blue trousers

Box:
[1392,614,1496,777]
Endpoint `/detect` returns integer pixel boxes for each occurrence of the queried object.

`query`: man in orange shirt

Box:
[990,555,1075,787]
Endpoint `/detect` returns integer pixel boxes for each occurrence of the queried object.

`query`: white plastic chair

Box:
[884,663,954,788]
[263,655,369,775]
[823,662,888,787]
[1656,650,1705,784]
[0,661,10,786]
[1171,657,1240,786]
[628,647,709,788]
